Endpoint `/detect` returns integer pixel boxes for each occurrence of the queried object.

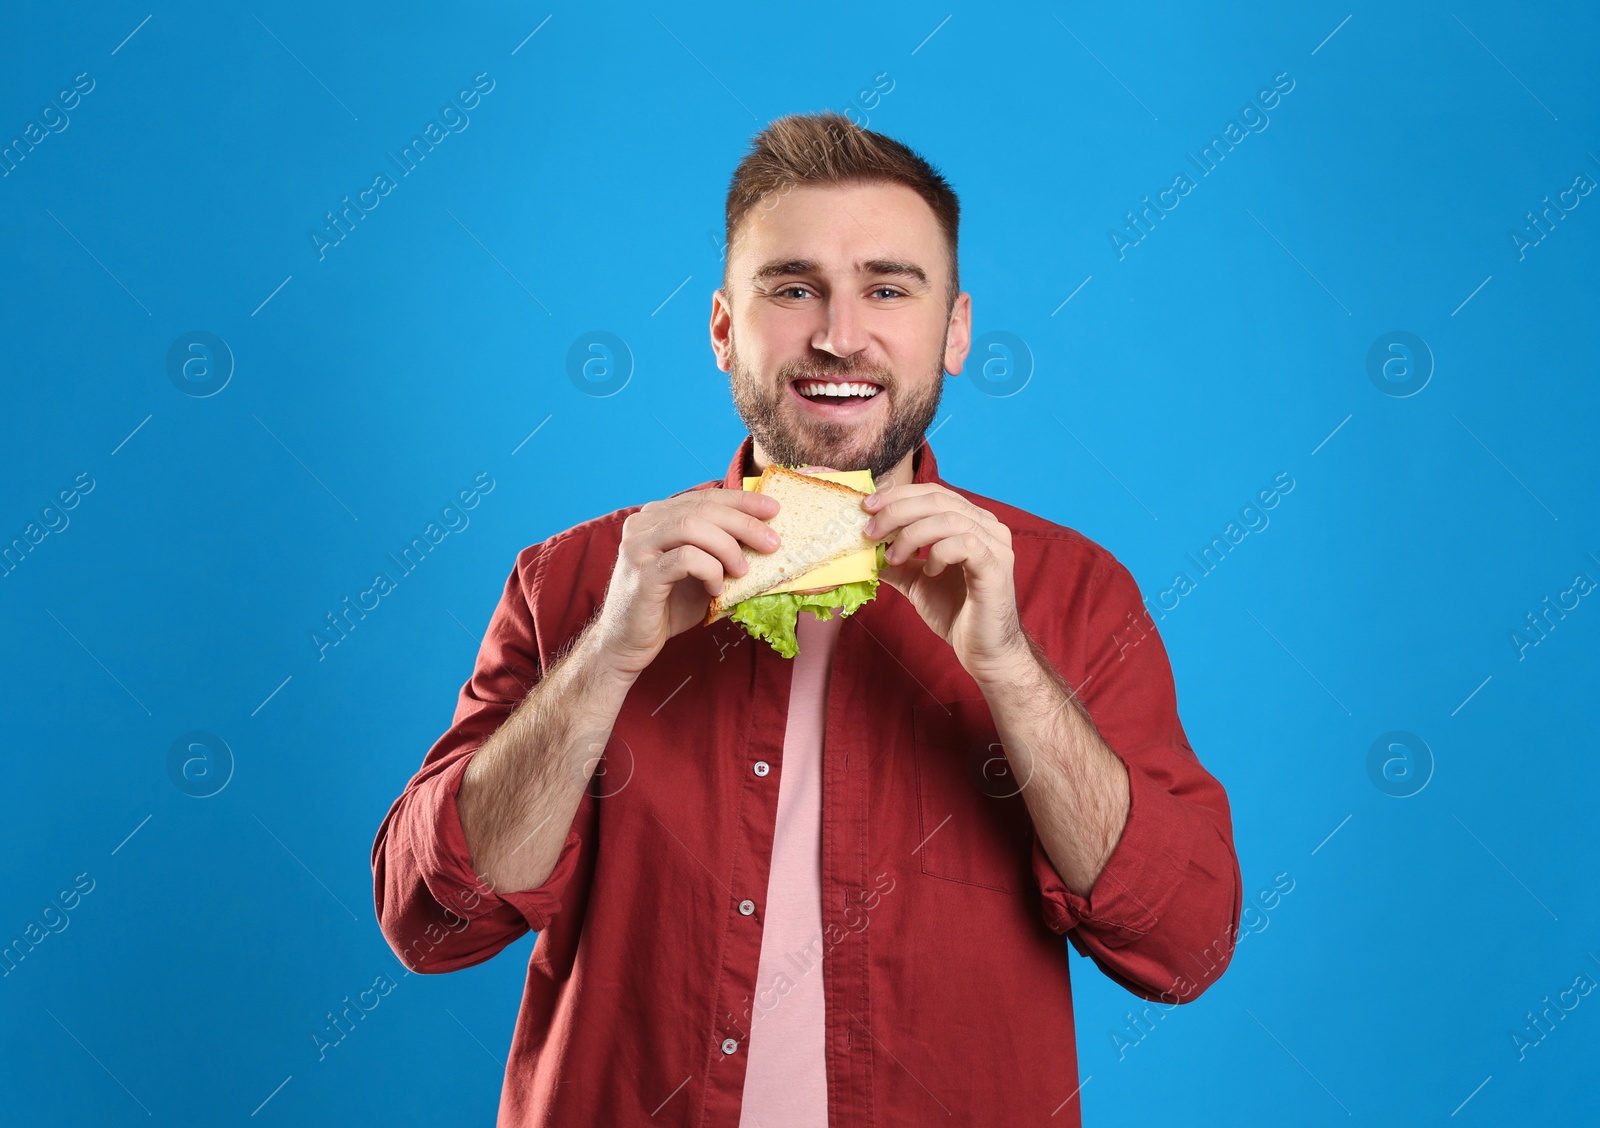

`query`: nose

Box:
[812,292,867,360]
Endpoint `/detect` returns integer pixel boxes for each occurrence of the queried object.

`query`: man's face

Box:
[711,180,971,480]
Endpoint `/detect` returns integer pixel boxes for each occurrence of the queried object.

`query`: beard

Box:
[727,335,945,481]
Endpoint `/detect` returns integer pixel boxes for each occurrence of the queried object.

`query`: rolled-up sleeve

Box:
[371,545,590,973]
[1032,554,1242,1003]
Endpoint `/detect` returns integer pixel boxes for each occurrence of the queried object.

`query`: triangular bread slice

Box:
[702,466,876,625]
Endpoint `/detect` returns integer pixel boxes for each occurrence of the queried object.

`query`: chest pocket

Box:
[911,698,1035,893]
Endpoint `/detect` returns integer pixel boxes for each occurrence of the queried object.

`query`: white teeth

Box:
[797,381,880,399]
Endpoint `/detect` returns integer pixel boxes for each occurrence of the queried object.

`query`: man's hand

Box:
[862,484,1026,681]
[592,488,781,679]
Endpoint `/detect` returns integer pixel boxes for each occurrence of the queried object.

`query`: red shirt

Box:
[371,436,1242,1126]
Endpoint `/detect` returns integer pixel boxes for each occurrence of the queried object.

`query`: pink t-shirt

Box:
[738,610,843,1126]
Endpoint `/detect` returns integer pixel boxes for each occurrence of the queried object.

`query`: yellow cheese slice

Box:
[741,469,878,594]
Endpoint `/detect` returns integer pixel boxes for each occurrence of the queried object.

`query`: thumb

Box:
[877,559,920,594]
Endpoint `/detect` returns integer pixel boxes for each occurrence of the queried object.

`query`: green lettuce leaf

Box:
[729,542,887,658]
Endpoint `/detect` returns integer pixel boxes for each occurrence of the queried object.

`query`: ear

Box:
[711,287,733,372]
[941,291,973,377]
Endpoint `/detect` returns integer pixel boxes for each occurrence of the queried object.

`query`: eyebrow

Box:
[751,258,929,288]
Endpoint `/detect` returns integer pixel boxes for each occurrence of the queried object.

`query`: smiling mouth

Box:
[790,378,884,404]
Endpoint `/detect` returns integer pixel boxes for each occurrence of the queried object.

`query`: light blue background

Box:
[2,2,1595,1123]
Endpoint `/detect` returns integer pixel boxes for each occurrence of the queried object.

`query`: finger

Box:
[684,503,784,557]
[865,490,999,542]
[674,503,794,575]
[651,543,729,597]
[655,512,773,579]
[666,491,781,554]
[882,512,996,567]
[923,525,1015,584]
[701,487,780,519]
[874,558,920,593]
[921,533,984,578]
[861,481,954,510]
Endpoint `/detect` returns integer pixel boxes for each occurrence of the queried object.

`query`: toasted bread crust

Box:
[755,464,871,503]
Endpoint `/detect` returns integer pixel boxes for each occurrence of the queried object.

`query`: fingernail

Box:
[863,519,876,536]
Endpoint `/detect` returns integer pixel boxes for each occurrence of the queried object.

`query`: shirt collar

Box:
[721,434,941,489]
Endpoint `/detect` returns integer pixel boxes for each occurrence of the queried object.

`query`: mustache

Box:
[782,362,892,386]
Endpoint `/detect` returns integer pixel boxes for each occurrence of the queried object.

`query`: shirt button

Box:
[753,761,770,777]
[721,1037,739,1055]
[738,899,755,916]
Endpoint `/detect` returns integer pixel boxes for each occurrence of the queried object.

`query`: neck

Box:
[748,441,918,489]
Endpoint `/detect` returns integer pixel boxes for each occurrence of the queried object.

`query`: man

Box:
[372,110,1241,1126]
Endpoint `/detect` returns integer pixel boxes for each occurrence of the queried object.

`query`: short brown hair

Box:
[722,110,961,311]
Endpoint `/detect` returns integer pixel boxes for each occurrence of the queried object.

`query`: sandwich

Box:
[702,465,890,658]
